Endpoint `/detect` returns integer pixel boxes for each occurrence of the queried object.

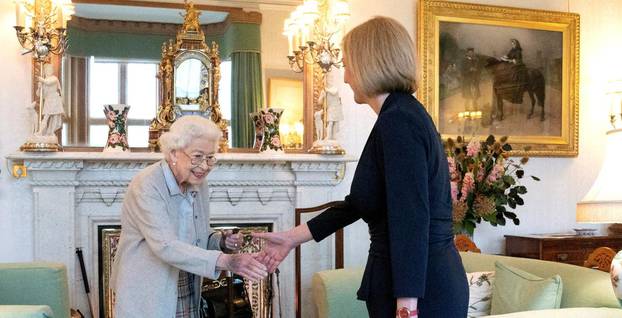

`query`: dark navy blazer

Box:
[307,92,468,317]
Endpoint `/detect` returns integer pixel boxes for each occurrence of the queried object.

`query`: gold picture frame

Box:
[99,224,274,318]
[99,226,121,318]
[418,0,579,156]
[268,77,305,150]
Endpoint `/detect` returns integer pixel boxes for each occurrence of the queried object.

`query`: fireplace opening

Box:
[97,223,275,318]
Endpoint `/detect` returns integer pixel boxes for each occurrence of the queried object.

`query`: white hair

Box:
[159,115,222,159]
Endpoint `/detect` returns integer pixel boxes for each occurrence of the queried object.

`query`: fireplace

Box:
[7,152,352,318]
[96,223,274,318]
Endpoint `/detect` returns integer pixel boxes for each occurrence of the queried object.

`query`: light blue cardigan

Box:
[111,160,223,318]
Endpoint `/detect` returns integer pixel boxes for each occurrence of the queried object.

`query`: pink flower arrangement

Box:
[445,135,539,235]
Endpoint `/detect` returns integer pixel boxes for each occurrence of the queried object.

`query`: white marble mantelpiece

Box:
[6,151,355,318]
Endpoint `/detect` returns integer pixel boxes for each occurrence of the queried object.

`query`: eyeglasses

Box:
[181,151,217,167]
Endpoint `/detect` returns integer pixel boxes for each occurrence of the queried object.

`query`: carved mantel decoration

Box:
[148,1,226,152]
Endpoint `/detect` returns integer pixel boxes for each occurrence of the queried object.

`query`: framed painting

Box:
[98,225,121,318]
[268,77,305,150]
[418,0,579,156]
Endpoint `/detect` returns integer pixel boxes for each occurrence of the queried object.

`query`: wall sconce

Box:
[283,0,350,73]
[14,0,73,62]
[14,0,73,152]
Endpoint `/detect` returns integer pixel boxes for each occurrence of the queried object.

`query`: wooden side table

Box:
[505,234,622,266]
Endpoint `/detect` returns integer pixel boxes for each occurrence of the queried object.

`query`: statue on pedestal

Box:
[309,74,345,155]
[324,86,343,140]
[37,63,64,137]
[20,63,63,152]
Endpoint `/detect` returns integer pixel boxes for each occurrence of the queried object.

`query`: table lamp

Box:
[576,104,622,305]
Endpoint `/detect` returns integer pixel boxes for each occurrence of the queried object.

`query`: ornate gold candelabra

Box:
[14,0,73,152]
[284,0,349,155]
[287,36,343,74]
[284,0,349,74]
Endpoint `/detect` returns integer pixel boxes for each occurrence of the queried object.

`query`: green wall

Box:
[67,22,260,60]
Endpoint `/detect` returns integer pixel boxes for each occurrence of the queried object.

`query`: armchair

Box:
[0,262,70,318]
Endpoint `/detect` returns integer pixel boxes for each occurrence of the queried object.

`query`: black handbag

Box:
[200,275,253,318]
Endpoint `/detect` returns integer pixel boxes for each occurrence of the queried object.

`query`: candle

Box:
[293,33,298,51]
[25,15,32,29]
[15,3,24,27]
[287,33,293,56]
[55,7,64,28]
[301,28,307,47]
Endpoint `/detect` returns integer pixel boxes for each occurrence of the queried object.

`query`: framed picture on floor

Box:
[418,0,579,156]
[98,225,121,318]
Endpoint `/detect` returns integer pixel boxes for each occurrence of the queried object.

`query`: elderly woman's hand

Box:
[220,230,243,252]
[216,253,268,282]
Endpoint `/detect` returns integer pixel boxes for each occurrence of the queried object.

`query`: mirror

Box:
[174,56,208,111]
[60,0,309,151]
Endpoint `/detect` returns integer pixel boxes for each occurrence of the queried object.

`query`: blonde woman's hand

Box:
[252,231,296,273]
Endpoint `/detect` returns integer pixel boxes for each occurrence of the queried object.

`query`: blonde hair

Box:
[159,115,222,159]
[342,16,416,97]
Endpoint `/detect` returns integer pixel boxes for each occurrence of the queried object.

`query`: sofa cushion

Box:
[491,261,563,315]
[466,271,494,317]
[487,307,622,317]
[460,252,620,309]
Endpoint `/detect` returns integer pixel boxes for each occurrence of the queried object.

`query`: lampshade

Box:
[576,128,622,223]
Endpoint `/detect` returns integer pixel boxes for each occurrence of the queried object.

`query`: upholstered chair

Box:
[0,262,70,318]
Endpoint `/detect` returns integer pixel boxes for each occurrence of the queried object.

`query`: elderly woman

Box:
[255,17,468,318]
[111,115,267,318]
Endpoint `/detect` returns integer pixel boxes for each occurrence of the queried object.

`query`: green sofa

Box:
[311,252,622,317]
[0,262,70,318]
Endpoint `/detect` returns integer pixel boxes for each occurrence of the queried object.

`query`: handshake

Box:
[215,229,298,282]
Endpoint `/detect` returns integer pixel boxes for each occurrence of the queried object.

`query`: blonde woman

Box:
[112,116,267,318]
[255,17,468,318]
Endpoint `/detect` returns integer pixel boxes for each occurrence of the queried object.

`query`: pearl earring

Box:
[172,162,177,166]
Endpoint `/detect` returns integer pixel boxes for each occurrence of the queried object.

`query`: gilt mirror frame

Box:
[53,0,316,153]
[148,1,226,152]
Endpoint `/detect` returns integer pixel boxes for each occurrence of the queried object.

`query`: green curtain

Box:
[231,51,263,148]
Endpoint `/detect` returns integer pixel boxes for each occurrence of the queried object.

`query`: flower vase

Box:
[260,108,284,152]
[103,104,130,152]
[611,250,622,306]
[250,111,264,150]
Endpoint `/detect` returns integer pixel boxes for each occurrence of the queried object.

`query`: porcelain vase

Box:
[103,104,130,152]
[250,111,265,150]
[259,108,284,152]
[611,250,622,306]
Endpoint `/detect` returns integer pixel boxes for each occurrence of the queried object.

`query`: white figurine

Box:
[26,101,38,134]
[37,63,64,136]
[314,109,324,141]
[324,86,343,140]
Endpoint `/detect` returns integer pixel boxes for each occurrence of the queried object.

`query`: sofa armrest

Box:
[311,268,366,318]
[0,305,54,318]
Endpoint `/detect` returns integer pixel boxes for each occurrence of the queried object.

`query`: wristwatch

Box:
[396,307,418,318]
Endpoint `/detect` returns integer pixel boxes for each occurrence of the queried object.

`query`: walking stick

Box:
[76,248,96,318]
